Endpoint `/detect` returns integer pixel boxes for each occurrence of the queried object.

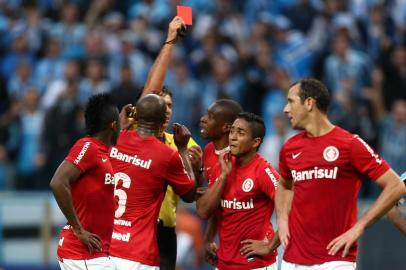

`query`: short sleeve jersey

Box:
[57,137,115,260]
[279,126,390,264]
[109,130,194,266]
[217,154,279,270]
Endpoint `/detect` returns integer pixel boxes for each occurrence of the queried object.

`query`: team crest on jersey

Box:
[242,178,254,192]
[323,146,339,162]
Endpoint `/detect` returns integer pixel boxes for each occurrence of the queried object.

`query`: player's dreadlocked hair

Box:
[84,93,118,135]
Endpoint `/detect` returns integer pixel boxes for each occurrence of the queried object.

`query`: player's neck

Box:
[136,123,161,138]
[304,114,334,137]
[236,150,257,166]
[212,135,229,151]
[93,132,111,147]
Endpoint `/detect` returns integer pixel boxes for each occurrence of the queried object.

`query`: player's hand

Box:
[173,123,191,150]
[188,145,203,172]
[240,239,271,257]
[119,104,136,130]
[277,217,290,248]
[326,224,364,257]
[219,152,232,178]
[166,16,185,43]
[204,241,218,266]
[72,227,102,253]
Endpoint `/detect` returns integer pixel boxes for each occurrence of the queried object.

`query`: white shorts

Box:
[281,260,356,270]
[215,262,277,270]
[110,256,159,270]
[58,256,115,270]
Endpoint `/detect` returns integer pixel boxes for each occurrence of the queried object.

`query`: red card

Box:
[177,5,193,25]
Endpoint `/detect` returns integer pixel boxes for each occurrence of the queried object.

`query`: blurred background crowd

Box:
[0,0,405,197]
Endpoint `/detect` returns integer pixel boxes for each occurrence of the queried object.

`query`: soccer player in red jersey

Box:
[50,94,120,270]
[109,94,196,270]
[197,112,280,270]
[195,99,242,264]
[276,78,406,270]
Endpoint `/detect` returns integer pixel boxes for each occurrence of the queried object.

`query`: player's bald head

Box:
[136,94,166,124]
[212,99,243,124]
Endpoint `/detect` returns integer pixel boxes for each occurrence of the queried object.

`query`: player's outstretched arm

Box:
[387,205,406,236]
[275,176,293,248]
[327,169,406,257]
[50,161,102,253]
[142,16,185,96]
[196,152,232,219]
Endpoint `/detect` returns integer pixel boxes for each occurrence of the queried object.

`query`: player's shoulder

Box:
[72,136,101,152]
[254,154,279,185]
[203,142,215,154]
[255,154,277,173]
[334,126,365,145]
[333,126,356,139]
[282,131,306,148]
[117,129,138,142]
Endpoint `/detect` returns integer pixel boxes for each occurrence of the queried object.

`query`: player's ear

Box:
[306,97,316,112]
[252,137,261,149]
[111,120,118,130]
[223,122,232,133]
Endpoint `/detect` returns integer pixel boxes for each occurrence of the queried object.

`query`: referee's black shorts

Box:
[157,219,177,270]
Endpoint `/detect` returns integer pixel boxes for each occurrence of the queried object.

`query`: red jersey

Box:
[203,142,229,187]
[109,130,194,266]
[279,126,390,264]
[57,137,115,260]
[217,154,279,270]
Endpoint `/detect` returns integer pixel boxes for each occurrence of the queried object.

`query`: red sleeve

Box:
[278,145,291,180]
[350,135,390,181]
[65,140,96,173]
[257,164,280,200]
[165,151,194,195]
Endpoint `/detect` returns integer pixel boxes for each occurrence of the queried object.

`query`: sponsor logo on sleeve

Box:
[354,135,382,165]
[74,142,91,165]
[323,146,339,162]
[265,168,278,188]
[242,178,254,192]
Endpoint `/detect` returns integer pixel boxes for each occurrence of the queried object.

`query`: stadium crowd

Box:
[0,0,405,195]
